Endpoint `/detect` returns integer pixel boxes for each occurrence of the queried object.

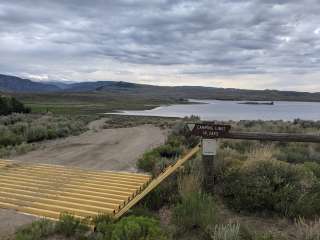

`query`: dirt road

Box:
[12,119,167,172]
[0,119,167,238]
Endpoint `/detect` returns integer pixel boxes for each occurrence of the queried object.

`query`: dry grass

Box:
[247,144,276,162]
[178,173,202,199]
[215,198,297,240]
[207,223,240,240]
[295,218,320,240]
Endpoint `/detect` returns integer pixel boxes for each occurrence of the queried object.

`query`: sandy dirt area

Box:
[0,209,37,239]
[0,119,167,239]
[12,119,167,171]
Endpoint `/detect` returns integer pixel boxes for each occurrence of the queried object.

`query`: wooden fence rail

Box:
[222,131,320,143]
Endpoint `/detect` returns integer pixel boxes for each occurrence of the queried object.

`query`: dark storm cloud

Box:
[0,0,319,90]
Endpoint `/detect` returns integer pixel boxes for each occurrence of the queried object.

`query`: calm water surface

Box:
[114,100,320,121]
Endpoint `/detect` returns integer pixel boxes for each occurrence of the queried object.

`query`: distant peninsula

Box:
[239,101,274,105]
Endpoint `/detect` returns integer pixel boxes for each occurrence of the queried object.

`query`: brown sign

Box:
[187,123,231,139]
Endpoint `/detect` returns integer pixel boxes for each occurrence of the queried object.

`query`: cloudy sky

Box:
[0,0,320,91]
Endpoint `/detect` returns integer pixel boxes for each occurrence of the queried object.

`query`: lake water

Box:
[114,100,320,121]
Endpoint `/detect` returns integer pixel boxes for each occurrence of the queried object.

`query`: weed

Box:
[15,219,55,240]
[55,213,89,237]
[207,223,240,240]
[172,192,216,232]
[110,215,167,240]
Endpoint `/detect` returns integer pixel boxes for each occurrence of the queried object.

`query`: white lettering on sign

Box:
[202,139,217,156]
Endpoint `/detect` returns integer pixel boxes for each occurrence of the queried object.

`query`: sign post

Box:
[202,138,217,191]
[187,122,231,192]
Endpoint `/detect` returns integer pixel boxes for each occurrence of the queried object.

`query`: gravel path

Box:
[12,119,167,171]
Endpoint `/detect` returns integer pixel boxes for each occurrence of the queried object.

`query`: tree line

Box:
[0,95,30,115]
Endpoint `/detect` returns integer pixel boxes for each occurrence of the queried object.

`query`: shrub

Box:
[303,162,320,179]
[11,122,28,135]
[137,139,182,175]
[220,140,256,155]
[223,159,314,217]
[55,213,89,237]
[26,126,48,142]
[178,173,202,200]
[0,96,30,116]
[0,113,88,158]
[172,192,216,232]
[275,143,317,164]
[214,147,244,183]
[141,175,179,211]
[137,150,160,172]
[0,127,23,146]
[157,144,182,158]
[207,223,240,240]
[111,215,167,240]
[92,214,115,239]
[15,219,55,240]
[152,157,175,176]
[295,182,320,218]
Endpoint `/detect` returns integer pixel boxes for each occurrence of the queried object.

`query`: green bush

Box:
[157,144,182,158]
[0,96,30,116]
[223,159,315,217]
[111,215,167,240]
[214,147,244,183]
[220,140,256,155]
[55,213,89,237]
[26,126,48,142]
[137,141,182,174]
[137,150,160,172]
[15,219,55,240]
[92,214,115,239]
[129,206,157,218]
[141,175,179,211]
[303,162,320,179]
[295,182,320,218]
[0,113,88,157]
[172,192,216,232]
[0,127,23,146]
[275,143,320,164]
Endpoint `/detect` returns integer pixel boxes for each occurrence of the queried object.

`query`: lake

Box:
[113,100,320,121]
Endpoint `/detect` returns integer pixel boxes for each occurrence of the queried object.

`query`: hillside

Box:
[2,74,320,102]
[0,74,60,92]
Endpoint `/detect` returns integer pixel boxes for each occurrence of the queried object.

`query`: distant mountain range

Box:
[0,74,60,92]
[1,74,320,102]
[0,74,140,93]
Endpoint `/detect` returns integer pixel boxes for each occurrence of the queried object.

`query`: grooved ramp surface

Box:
[0,159,151,220]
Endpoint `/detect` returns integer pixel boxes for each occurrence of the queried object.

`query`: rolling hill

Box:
[1,74,320,102]
[0,74,60,92]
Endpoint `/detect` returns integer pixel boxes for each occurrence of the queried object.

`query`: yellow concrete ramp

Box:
[0,159,151,220]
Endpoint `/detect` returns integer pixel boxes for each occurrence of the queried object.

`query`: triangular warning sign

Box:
[187,123,195,131]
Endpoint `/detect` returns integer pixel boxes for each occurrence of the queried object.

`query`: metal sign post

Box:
[202,138,217,192]
[188,122,231,192]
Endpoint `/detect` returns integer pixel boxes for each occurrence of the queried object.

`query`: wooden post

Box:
[202,139,217,192]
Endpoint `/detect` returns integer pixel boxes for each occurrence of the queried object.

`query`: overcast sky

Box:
[0,0,320,91]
